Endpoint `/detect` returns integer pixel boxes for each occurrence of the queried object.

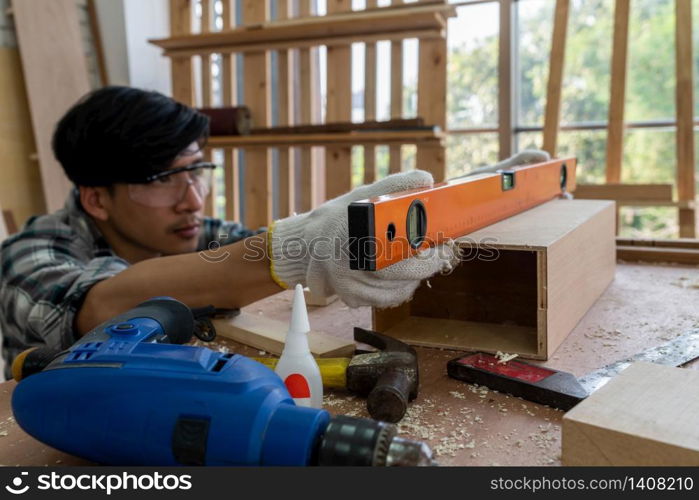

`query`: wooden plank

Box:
[616,237,699,249]
[208,130,444,147]
[617,245,699,265]
[605,0,630,183]
[563,362,699,465]
[298,0,318,211]
[325,0,353,199]
[364,0,378,184]
[277,0,294,219]
[389,0,405,175]
[212,311,355,357]
[676,0,696,238]
[242,1,272,229]
[498,0,513,159]
[416,9,447,181]
[151,3,455,55]
[542,0,569,156]
[574,183,673,202]
[252,118,425,134]
[200,0,216,217]
[170,0,195,104]
[11,0,91,212]
[222,0,239,222]
[87,0,108,86]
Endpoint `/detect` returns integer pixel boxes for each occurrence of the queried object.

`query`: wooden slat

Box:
[151,3,455,55]
[605,0,630,184]
[201,0,216,217]
[11,0,90,212]
[277,0,294,218]
[364,0,378,184]
[242,1,272,229]
[676,0,696,238]
[208,130,444,147]
[0,205,8,241]
[87,0,108,86]
[299,0,318,211]
[222,0,240,222]
[498,0,513,159]
[616,237,699,249]
[416,41,447,180]
[542,0,569,156]
[617,246,699,265]
[325,0,353,199]
[389,0,405,175]
[170,0,195,105]
[574,183,673,202]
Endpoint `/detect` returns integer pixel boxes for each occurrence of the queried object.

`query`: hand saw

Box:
[447,329,699,411]
[348,157,577,271]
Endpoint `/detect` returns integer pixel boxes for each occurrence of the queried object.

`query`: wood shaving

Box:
[495,351,518,364]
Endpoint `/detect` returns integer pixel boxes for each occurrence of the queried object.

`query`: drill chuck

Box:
[316,416,435,466]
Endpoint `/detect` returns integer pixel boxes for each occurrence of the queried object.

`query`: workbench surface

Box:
[1,262,697,466]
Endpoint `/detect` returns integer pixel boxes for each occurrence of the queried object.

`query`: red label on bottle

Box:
[284,374,311,398]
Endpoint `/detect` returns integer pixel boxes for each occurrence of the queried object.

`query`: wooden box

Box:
[373,199,616,360]
[562,362,699,465]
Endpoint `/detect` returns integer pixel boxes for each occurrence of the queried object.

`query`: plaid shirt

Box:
[0,190,255,378]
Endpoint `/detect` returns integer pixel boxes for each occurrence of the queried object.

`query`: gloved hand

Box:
[458,149,551,178]
[268,170,458,309]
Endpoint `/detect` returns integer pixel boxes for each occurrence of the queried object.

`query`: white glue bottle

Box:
[275,284,323,408]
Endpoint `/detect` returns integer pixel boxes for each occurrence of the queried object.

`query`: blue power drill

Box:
[11,298,434,466]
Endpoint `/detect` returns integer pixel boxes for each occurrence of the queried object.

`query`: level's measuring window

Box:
[501,171,515,191]
[406,200,427,249]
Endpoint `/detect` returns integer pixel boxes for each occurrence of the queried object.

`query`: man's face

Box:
[102,143,207,257]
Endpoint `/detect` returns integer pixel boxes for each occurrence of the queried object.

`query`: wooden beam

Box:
[676,0,696,238]
[0,205,8,241]
[542,0,569,156]
[222,0,240,222]
[11,0,90,212]
[605,0,630,184]
[170,0,195,105]
[200,0,216,217]
[617,245,699,265]
[277,0,294,219]
[242,0,273,229]
[389,0,405,175]
[416,38,447,180]
[364,0,378,184]
[212,311,355,358]
[87,0,108,86]
[208,130,444,147]
[498,0,513,159]
[299,0,319,211]
[616,237,699,249]
[325,0,353,200]
[574,183,673,202]
[563,362,699,465]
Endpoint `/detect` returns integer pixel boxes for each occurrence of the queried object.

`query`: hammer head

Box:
[346,328,419,423]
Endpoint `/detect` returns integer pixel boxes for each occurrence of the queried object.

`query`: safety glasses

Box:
[127,162,217,208]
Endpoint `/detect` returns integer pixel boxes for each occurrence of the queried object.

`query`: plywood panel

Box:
[563,362,699,465]
[605,0,630,183]
[325,0,353,199]
[542,0,569,156]
[11,0,90,212]
[0,47,45,225]
[242,0,272,229]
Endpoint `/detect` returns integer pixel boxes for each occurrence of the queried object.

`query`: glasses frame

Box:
[136,161,217,184]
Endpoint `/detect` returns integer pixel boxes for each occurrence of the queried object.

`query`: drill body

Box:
[11,299,434,466]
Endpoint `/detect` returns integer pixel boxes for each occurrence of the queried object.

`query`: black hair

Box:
[52,86,210,186]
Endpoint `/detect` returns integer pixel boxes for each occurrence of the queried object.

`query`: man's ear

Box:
[79,186,112,221]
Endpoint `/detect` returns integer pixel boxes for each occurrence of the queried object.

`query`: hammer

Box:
[254,327,419,423]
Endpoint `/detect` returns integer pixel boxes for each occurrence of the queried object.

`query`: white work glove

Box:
[269,170,458,309]
[457,149,551,178]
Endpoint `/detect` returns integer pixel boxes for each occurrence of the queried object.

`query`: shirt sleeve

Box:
[0,228,129,353]
[198,218,265,251]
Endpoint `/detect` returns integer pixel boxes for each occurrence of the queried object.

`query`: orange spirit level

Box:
[348,157,577,271]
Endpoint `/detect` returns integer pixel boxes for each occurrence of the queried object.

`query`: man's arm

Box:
[75,232,281,334]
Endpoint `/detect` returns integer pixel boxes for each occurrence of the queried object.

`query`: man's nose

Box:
[175,182,204,212]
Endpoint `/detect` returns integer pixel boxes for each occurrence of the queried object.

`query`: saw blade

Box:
[577,328,699,395]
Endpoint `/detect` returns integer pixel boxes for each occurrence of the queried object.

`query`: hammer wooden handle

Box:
[252,357,350,389]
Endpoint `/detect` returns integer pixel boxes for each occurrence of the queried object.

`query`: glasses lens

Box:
[127,166,213,207]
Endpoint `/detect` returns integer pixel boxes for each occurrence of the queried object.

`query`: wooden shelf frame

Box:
[207,130,445,148]
[151,3,456,56]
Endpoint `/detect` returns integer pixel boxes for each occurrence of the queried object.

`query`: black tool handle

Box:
[367,369,411,423]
